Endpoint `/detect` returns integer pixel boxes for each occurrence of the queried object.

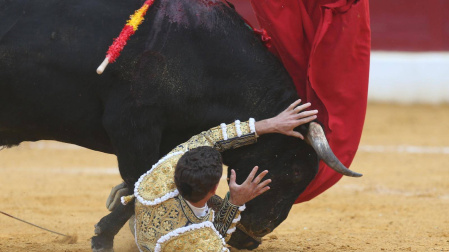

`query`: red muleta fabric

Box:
[244,0,371,203]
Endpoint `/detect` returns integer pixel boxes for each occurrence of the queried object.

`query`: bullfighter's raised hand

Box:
[255,99,318,139]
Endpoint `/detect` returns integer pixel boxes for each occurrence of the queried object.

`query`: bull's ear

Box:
[224,0,236,10]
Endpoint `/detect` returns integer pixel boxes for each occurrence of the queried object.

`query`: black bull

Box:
[0,0,361,250]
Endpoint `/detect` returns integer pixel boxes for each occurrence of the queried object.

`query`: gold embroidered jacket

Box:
[128,119,258,251]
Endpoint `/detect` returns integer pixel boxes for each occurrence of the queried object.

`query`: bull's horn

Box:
[305,122,363,177]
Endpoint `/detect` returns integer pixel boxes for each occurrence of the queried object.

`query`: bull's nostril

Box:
[253,227,272,237]
[243,241,255,248]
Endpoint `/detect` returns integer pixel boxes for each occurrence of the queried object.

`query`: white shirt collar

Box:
[185,200,209,217]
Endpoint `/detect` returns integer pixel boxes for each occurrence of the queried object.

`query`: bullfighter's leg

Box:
[91,104,164,251]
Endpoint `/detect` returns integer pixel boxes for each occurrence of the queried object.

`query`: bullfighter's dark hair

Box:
[174,146,223,203]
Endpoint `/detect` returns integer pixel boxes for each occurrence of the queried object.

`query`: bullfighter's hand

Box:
[228,166,271,206]
[255,99,318,139]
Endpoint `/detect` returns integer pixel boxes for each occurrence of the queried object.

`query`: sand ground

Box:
[1,103,448,251]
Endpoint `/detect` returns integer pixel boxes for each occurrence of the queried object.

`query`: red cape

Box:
[231,0,371,203]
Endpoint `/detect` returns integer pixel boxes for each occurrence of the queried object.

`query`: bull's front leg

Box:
[91,199,135,252]
[91,103,163,251]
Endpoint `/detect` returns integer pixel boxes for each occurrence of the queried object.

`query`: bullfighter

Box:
[121,100,318,251]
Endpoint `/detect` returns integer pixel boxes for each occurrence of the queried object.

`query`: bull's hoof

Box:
[227,228,261,250]
[91,235,114,252]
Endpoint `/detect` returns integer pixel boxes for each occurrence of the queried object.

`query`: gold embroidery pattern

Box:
[137,156,181,202]
[135,197,214,251]
[169,120,256,154]
[215,121,257,152]
[213,133,257,152]
[136,198,186,251]
[214,193,241,241]
[239,121,252,136]
[169,132,214,154]
[158,225,226,252]
[178,195,213,223]
[225,121,252,139]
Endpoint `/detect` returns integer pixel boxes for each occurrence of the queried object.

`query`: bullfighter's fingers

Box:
[290,115,317,131]
[229,169,237,186]
[287,99,302,111]
[295,110,318,119]
[245,166,259,184]
[289,130,305,140]
[255,186,271,197]
[295,115,317,127]
[293,102,311,113]
[256,178,272,189]
[252,170,269,184]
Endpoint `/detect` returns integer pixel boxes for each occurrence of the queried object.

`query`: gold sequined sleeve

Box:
[207,119,258,152]
[213,192,244,242]
[169,119,258,154]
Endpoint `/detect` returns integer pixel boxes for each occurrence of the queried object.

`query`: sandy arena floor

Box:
[1,103,448,251]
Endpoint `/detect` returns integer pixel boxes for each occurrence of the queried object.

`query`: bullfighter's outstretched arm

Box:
[169,99,318,154]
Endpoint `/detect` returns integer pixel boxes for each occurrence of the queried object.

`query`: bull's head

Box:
[226,122,361,249]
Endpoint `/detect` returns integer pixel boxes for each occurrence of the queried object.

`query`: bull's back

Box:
[140,0,298,134]
[0,0,145,151]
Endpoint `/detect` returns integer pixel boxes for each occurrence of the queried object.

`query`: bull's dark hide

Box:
[0,0,318,250]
